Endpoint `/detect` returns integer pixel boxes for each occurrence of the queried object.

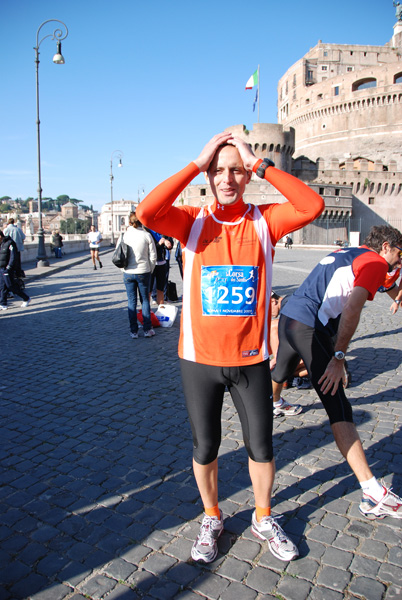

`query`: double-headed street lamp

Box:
[110,150,123,246]
[35,19,68,267]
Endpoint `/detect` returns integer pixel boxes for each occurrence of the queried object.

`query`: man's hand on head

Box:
[193,132,233,172]
[227,136,259,172]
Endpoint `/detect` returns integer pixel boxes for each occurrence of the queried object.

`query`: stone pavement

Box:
[0,247,401,600]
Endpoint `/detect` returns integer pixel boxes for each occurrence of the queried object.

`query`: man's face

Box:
[271,297,280,318]
[207,145,251,206]
[381,242,402,271]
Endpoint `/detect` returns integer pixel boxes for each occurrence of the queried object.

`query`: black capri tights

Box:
[271,315,353,425]
[180,359,274,465]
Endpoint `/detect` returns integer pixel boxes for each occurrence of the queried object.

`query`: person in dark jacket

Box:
[0,231,31,310]
[51,230,63,258]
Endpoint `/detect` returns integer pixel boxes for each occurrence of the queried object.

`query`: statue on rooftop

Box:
[394,1,402,21]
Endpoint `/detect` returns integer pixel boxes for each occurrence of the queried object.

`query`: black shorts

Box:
[180,359,273,465]
[271,315,353,425]
[151,263,168,292]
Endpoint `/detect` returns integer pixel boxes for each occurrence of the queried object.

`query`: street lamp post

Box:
[35,19,68,267]
[137,185,145,203]
[110,150,123,246]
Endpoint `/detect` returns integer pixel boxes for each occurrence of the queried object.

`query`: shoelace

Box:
[260,514,288,542]
[198,516,220,544]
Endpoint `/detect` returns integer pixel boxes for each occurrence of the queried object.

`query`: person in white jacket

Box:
[122,212,157,338]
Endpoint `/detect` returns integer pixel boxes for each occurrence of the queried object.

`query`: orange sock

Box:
[256,505,271,522]
[204,503,220,518]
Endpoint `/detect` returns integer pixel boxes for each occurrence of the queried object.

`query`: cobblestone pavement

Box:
[0,247,401,600]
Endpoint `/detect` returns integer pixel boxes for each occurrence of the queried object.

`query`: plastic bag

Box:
[155,304,178,328]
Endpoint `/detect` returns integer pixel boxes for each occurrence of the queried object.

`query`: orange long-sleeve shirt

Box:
[137,160,324,366]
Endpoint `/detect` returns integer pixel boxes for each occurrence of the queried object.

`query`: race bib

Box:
[201,265,258,316]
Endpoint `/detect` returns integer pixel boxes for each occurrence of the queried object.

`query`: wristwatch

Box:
[334,351,345,361]
[256,158,275,178]
[395,299,401,305]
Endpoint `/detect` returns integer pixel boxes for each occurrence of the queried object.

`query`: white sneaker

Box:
[191,511,224,563]
[144,329,155,337]
[0,305,8,311]
[251,511,299,561]
[21,298,31,308]
[130,332,139,339]
[273,397,302,417]
[359,483,402,520]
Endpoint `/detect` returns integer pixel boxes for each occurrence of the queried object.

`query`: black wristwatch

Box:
[256,158,275,178]
[334,351,345,361]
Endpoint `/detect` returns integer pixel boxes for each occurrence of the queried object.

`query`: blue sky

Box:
[0,0,396,212]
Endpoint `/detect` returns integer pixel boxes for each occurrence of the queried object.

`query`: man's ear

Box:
[246,170,252,183]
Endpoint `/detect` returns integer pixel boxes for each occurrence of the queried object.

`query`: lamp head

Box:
[53,41,65,64]
[118,159,123,167]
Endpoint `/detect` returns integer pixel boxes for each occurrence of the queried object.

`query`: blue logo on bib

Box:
[201,265,258,316]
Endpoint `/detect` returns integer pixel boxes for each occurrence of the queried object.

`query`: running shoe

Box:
[273,397,302,417]
[251,511,299,561]
[21,298,31,308]
[130,332,139,339]
[191,511,224,563]
[294,376,312,390]
[359,483,402,520]
[0,305,8,310]
[144,329,155,338]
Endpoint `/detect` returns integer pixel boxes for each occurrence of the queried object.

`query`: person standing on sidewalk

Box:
[51,230,63,259]
[87,225,103,270]
[271,225,402,520]
[122,211,157,338]
[137,131,324,563]
[4,218,25,276]
[0,231,31,310]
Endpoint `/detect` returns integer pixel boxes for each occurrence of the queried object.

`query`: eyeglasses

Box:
[394,245,402,258]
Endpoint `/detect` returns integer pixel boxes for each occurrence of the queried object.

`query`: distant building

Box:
[99,199,137,236]
[276,15,402,234]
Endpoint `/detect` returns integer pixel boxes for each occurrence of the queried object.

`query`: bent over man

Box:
[137,132,324,563]
[271,225,402,520]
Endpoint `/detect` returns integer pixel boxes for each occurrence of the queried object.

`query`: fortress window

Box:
[352,78,377,91]
[200,188,206,196]
[324,51,328,57]
[394,72,402,83]
[335,189,340,196]
[334,86,340,96]
[322,65,328,71]
[319,188,325,195]
[293,74,296,87]
[368,197,374,205]
[347,67,353,72]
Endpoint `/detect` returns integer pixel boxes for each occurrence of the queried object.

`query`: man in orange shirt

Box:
[137,132,324,563]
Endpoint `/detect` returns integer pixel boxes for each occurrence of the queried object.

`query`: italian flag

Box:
[245,69,258,89]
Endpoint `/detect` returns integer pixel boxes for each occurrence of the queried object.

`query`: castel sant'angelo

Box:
[182,7,402,245]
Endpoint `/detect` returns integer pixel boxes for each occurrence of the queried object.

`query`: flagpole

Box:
[258,64,260,123]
